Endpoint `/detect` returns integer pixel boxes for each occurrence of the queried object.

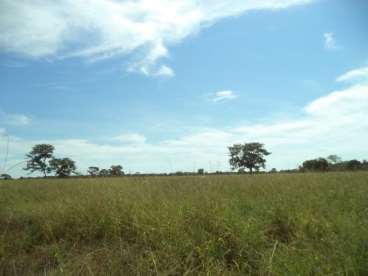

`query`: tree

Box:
[24,144,55,177]
[0,173,12,180]
[346,160,362,170]
[363,160,368,170]
[301,158,329,172]
[99,169,110,177]
[87,166,100,177]
[327,155,342,164]
[50,158,76,177]
[228,142,271,174]
[197,168,204,175]
[110,165,124,176]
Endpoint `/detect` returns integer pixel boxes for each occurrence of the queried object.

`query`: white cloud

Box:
[305,85,368,117]
[130,63,175,77]
[155,65,175,77]
[0,0,314,77]
[212,90,238,102]
[113,133,147,144]
[0,112,31,126]
[323,32,337,50]
[336,67,368,83]
[3,66,368,177]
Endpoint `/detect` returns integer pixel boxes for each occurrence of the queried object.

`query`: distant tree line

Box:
[0,143,365,180]
[87,165,124,177]
[22,144,127,178]
[299,155,368,172]
[18,142,273,179]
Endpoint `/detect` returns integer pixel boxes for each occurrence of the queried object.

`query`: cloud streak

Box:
[113,133,147,144]
[336,67,368,83]
[0,112,31,126]
[0,0,313,77]
[323,32,338,50]
[212,90,238,102]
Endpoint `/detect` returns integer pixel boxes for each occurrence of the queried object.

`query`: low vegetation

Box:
[1,172,367,275]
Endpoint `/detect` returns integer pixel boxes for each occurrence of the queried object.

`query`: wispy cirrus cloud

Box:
[112,133,147,144]
[336,67,368,83]
[212,90,238,102]
[0,111,31,126]
[0,0,314,77]
[323,32,338,50]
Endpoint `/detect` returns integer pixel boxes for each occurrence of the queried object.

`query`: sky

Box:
[0,0,368,176]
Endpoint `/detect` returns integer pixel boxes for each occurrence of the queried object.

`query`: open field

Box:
[1,173,368,275]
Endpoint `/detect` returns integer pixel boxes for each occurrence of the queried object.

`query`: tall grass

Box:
[1,173,367,275]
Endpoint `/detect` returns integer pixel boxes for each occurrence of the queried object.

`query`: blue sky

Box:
[1,0,368,176]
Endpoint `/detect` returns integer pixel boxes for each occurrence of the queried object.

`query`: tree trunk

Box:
[43,158,47,178]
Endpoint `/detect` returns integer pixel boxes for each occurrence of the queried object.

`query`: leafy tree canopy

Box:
[228,142,271,174]
[301,158,329,172]
[110,165,124,176]
[327,155,342,164]
[87,166,100,176]
[24,144,55,177]
[0,173,12,180]
[50,158,77,177]
[99,169,110,177]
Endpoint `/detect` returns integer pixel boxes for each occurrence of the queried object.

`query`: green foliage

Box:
[109,165,124,176]
[24,144,79,178]
[49,158,77,177]
[0,173,11,180]
[346,159,362,170]
[301,158,329,172]
[327,154,342,164]
[98,168,110,177]
[229,142,271,173]
[197,168,205,175]
[24,144,55,177]
[302,155,368,172]
[0,173,367,275]
[87,166,100,176]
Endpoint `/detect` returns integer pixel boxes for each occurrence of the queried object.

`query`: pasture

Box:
[1,173,367,275]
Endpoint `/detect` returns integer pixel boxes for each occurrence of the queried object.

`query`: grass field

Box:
[1,173,367,275]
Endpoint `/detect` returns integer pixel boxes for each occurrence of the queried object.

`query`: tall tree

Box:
[87,166,100,177]
[24,144,55,177]
[50,158,76,177]
[110,165,124,176]
[327,155,342,164]
[228,142,271,174]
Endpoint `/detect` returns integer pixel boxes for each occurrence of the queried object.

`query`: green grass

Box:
[1,173,367,275]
